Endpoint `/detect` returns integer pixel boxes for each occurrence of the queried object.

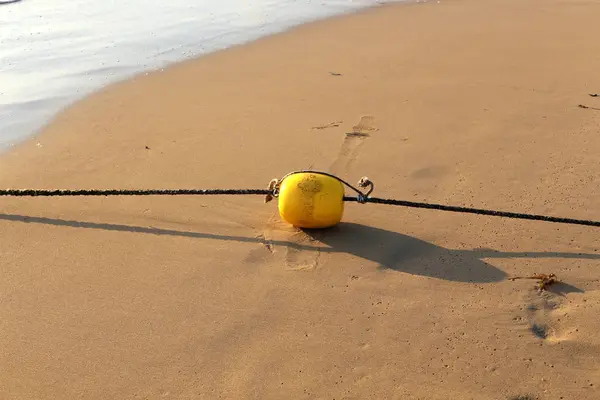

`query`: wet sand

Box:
[0,0,379,148]
[2,0,600,398]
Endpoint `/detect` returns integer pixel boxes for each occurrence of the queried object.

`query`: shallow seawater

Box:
[0,0,386,150]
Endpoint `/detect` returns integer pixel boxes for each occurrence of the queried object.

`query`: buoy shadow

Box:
[304,223,600,283]
[546,281,585,296]
[2,214,599,284]
[304,223,508,283]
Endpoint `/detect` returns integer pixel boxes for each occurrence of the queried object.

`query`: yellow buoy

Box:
[277,172,345,229]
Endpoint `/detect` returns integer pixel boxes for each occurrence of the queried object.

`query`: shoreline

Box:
[2,0,600,398]
[10,1,398,153]
[0,0,399,153]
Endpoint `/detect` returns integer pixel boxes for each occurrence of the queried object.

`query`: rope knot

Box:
[264,178,280,203]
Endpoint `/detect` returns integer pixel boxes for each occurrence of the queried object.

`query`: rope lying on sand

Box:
[2,187,599,227]
[342,196,600,227]
[0,189,269,197]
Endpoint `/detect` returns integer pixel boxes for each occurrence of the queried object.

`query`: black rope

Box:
[344,196,600,227]
[1,188,598,227]
[0,189,270,197]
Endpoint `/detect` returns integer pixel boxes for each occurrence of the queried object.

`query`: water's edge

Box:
[1,1,406,155]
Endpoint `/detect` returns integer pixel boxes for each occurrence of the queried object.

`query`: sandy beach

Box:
[2,0,600,398]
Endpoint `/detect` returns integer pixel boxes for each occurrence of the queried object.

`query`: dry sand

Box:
[2,0,600,398]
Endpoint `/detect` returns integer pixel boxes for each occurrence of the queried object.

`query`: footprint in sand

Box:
[519,292,572,343]
[350,115,378,136]
[312,121,343,130]
[255,216,326,271]
[410,165,449,180]
[329,115,377,175]
[283,236,322,271]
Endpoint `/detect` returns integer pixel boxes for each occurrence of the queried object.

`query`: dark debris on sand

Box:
[508,395,538,400]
